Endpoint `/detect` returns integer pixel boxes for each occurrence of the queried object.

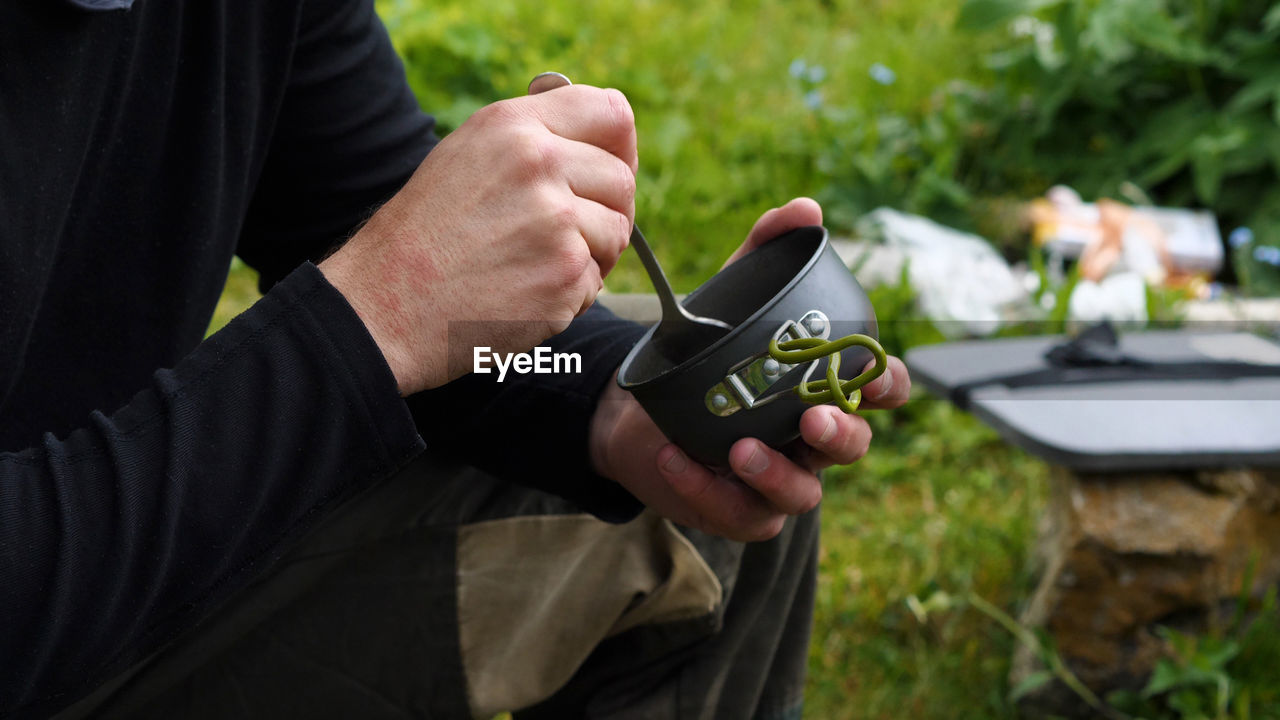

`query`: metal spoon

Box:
[528,72,732,360]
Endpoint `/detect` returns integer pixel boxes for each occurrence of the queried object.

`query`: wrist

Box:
[318,246,427,396]
[589,376,630,480]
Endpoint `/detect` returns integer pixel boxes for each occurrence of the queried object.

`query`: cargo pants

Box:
[57,452,819,719]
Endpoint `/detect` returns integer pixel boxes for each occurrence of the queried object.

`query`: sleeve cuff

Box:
[277,261,426,471]
[404,303,647,523]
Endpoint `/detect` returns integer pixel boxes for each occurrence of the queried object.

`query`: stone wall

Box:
[1013,466,1280,717]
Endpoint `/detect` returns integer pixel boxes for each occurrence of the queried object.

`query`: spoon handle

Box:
[628,224,686,326]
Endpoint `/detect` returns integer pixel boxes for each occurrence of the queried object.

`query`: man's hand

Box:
[320,85,637,395]
[589,198,911,542]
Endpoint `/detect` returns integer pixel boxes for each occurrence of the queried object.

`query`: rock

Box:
[1011,466,1280,717]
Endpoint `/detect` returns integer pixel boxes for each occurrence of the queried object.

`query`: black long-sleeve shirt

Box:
[0,1,644,716]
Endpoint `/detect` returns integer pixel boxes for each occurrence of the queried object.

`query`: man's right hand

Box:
[319,85,637,395]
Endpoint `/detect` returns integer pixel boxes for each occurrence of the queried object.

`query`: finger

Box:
[525,86,638,174]
[744,197,823,248]
[728,439,823,517]
[573,253,605,317]
[657,445,787,542]
[569,197,631,277]
[553,139,635,276]
[857,355,911,410]
[544,138,636,221]
[723,197,823,267]
[798,405,873,468]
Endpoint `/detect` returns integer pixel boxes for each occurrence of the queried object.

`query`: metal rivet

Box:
[711,393,729,410]
[762,359,781,377]
[805,315,826,335]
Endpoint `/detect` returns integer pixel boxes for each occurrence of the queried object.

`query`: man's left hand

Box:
[588,198,911,542]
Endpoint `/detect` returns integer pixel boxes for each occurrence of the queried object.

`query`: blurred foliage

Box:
[802,0,1280,292]
[948,0,1280,290]
[373,0,1280,297]
[1230,226,1280,296]
[375,0,999,292]
[205,257,260,337]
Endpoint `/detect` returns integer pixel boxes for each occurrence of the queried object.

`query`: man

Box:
[0,0,909,717]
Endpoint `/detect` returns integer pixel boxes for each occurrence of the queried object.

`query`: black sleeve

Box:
[236,0,438,288]
[408,303,649,522]
[234,0,650,519]
[0,264,425,719]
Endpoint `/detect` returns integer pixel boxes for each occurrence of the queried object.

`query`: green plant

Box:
[967,592,1122,718]
[960,558,1280,720]
[800,76,988,234]
[953,0,1280,292]
[1106,584,1280,720]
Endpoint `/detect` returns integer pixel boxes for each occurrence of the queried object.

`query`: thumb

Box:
[725,197,824,267]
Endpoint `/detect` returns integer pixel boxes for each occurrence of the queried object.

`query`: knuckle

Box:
[548,200,579,235]
[578,262,602,298]
[614,211,633,253]
[616,160,637,205]
[511,130,555,180]
[843,428,872,464]
[799,484,823,514]
[747,464,785,496]
[747,517,785,543]
[673,472,714,506]
[471,98,520,130]
[603,88,635,131]
[553,241,591,286]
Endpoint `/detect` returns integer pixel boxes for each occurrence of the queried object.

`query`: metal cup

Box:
[616,226,879,467]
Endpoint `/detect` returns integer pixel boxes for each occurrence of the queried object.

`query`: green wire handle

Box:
[766,333,888,414]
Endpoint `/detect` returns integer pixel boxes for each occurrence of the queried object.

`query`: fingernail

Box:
[819,412,838,444]
[742,445,770,475]
[661,446,688,474]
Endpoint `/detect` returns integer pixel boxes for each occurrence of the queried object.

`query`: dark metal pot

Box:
[617,226,879,467]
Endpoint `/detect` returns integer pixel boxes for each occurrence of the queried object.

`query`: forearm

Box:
[0,263,424,719]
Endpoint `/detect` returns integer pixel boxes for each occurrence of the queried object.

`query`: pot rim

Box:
[617,225,831,390]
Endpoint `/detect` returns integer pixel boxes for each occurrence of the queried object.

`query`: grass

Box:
[809,396,1049,718]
